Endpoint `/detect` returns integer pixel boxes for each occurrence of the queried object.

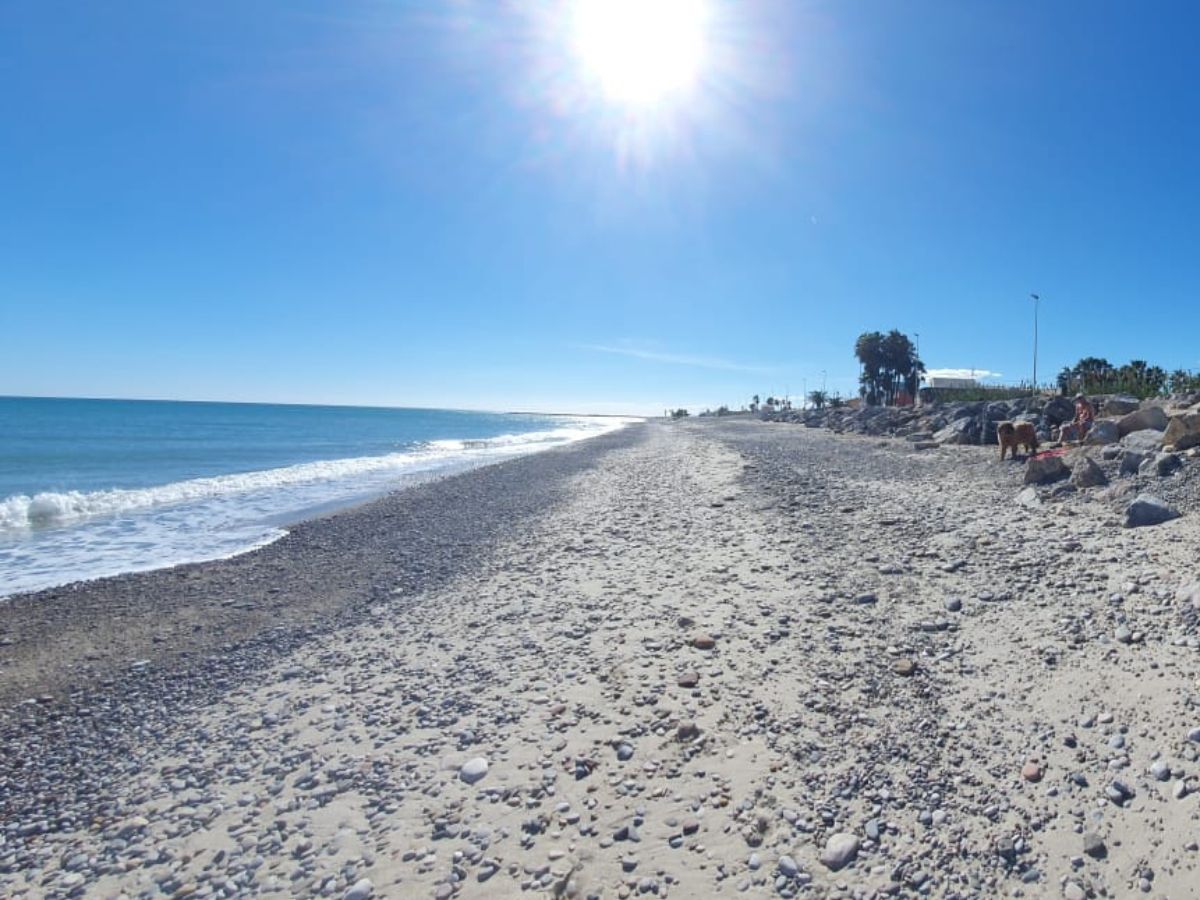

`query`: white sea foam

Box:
[0,418,634,533]
[0,416,638,597]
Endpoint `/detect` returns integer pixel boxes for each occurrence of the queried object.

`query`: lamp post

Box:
[914,332,921,400]
[1030,293,1040,394]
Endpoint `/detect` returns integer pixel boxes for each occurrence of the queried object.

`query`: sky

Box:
[2,1,1199,416]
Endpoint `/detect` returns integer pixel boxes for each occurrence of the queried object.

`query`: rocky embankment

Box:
[769,393,1200,454]
[771,393,1200,531]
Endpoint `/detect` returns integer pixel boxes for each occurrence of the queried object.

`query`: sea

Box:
[0,397,635,597]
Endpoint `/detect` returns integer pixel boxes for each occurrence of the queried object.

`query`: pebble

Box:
[1083,832,1106,859]
[343,878,373,900]
[1106,780,1135,805]
[460,757,489,784]
[819,833,859,871]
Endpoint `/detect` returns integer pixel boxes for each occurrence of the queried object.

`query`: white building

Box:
[926,376,978,390]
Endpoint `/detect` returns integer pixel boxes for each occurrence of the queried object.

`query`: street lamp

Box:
[914,331,921,395]
[1030,293,1040,393]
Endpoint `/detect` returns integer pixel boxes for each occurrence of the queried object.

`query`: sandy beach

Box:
[3,419,1200,899]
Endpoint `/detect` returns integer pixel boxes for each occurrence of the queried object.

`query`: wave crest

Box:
[0,418,636,533]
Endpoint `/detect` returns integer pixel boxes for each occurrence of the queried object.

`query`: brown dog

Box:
[997,420,1039,460]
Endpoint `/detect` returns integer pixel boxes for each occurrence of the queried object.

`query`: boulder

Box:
[1141,452,1182,477]
[1119,450,1148,476]
[935,418,979,446]
[1083,420,1120,445]
[1025,454,1069,485]
[1164,413,1200,451]
[1121,429,1163,454]
[1042,396,1076,426]
[1117,406,1168,438]
[1070,456,1108,489]
[1124,495,1182,528]
[1102,395,1140,416]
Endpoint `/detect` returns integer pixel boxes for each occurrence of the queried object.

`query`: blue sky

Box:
[3,1,1198,415]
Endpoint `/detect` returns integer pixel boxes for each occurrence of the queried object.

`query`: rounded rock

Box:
[460,758,489,784]
[819,833,860,871]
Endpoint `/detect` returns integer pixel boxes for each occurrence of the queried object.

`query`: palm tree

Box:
[1072,357,1114,393]
[855,331,885,406]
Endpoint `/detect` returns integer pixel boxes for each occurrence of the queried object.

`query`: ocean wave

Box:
[0,417,635,533]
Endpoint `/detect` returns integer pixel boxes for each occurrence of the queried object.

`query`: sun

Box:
[570,0,710,107]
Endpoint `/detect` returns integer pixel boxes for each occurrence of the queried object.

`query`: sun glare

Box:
[571,0,709,107]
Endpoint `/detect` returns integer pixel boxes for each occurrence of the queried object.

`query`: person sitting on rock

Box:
[1058,394,1095,444]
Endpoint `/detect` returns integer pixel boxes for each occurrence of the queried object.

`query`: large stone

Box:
[1101,395,1140,416]
[1117,405,1168,437]
[819,833,860,871]
[1070,456,1108,488]
[1042,395,1076,426]
[1124,495,1182,528]
[1143,452,1182,477]
[1024,454,1069,485]
[1164,413,1200,451]
[1083,419,1120,445]
[1121,429,1164,454]
[1119,450,1148,476]
[934,417,979,446]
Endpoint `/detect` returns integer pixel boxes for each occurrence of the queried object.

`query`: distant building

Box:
[926,376,978,390]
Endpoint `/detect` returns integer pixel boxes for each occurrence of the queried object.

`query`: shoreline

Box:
[0,423,645,706]
[3,419,1199,898]
[0,413,639,599]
